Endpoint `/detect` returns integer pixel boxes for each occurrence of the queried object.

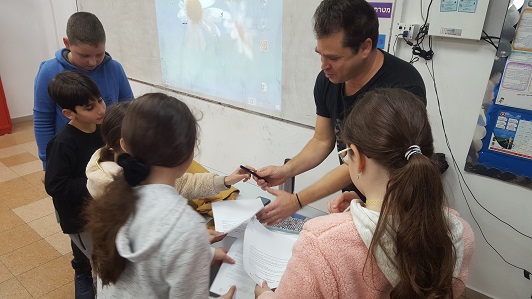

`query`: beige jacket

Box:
[86,148,228,200]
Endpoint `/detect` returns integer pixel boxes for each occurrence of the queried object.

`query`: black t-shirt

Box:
[45,124,103,234]
[314,49,426,150]
[313,50,426,198]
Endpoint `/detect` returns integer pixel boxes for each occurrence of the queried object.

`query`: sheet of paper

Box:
[243,217,298,288]
[227,221,248,239]
[212,198,264,234]
[210,239,256,299]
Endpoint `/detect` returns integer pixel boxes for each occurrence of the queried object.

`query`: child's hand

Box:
[327,191,359,213]
[220,285,236,299]
[208,230,227,244]
[212,247,235,265]
[224,165,253,186]
[255,281,273,298]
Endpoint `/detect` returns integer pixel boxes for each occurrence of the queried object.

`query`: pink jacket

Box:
[259,210,474,299]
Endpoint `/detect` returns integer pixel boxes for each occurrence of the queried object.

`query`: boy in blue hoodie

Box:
[33,12,133,170]
[33,12,132,299]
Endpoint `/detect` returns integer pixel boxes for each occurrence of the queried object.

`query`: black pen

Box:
[239,165,269,183]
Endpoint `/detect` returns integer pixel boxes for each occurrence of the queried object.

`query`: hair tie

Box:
[404,145,422,161]
[117,153,150,186]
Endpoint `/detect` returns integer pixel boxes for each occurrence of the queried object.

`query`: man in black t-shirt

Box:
[254,0,426,225]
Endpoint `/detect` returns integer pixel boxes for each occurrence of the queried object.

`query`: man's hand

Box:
[254,166,289,189]
[255,281,273,298]
[327,191,359,213]
[256,187,299,225]
[41,171,45,184]
[212,247,235,266]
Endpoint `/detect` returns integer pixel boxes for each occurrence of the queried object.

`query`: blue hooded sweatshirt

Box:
[33,48,134,168]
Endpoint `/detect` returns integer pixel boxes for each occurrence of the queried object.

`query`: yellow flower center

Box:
[236,22,245,40]
[186,0,203,24]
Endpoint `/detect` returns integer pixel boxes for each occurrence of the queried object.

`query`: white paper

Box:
[212,198,264,234]
[210,239,256,299]
[243,217,298,288]
[227,221,248,239]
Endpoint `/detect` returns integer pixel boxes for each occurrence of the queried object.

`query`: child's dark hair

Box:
[340,88,457,299]
[48,71,102,112]
[66,12,106,46]
[98,101,131,163]
[86,93,198,285]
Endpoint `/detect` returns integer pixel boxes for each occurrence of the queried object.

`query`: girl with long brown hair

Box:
[85,100,250,242]
[85,93,236,298]
[255,88,474,299]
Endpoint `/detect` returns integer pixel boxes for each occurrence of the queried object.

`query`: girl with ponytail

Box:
[255,88,474,299]
[85,101,250,242]
[85,93,237,298]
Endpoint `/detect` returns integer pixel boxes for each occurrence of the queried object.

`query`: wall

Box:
[1,0,531,297]
[0,0,76,119]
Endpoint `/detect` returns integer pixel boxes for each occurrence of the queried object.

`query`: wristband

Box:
[295,193,303,209]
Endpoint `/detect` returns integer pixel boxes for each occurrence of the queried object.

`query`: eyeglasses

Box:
[338,147,352,164]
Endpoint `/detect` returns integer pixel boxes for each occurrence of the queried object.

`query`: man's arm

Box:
[255,115,336,187]
[297,164,352,206]
[283,115,337,177]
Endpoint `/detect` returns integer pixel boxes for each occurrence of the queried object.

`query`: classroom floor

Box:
[0,120,73,298]
[0,119,478,299]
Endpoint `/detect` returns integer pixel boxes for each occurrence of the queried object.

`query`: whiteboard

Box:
[77,0,396,127]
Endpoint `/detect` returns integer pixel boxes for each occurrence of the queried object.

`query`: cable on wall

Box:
[481,30,500,50]
[405,0,434,62]
[426,58,531,275]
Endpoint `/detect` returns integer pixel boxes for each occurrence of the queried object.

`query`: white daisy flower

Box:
[223,1,255,60]
[177,0,230,50]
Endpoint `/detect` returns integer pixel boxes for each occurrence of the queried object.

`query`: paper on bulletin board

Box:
[485,110,532,161]
[512,8,532,52]
[496,51,532,110]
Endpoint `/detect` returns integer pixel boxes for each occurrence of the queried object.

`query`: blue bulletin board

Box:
[466,6,532,188]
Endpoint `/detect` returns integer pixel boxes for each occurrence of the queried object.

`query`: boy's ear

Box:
[61,108,75,120]
[63,37,70,49]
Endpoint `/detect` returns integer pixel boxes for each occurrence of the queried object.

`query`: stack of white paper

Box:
[210,199,299,298]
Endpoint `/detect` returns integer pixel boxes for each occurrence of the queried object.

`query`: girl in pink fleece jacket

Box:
[255,88,475,299]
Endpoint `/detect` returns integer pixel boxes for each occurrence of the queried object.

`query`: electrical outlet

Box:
[396,23,421,40]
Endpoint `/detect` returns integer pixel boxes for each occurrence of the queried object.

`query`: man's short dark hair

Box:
[313,0,379,53]
[48,71,102,112]
[66,12,106,46]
